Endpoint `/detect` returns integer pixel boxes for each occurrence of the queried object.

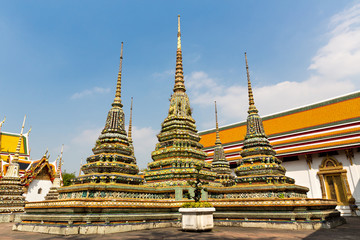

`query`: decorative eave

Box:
[21,156,56,186]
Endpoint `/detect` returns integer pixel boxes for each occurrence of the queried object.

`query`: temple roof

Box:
[21,156,57,186]
[1,156,57,184]
[0,133,29,161]
[200,91,360,163]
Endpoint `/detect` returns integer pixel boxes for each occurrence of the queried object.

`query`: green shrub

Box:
[184,165,209,202]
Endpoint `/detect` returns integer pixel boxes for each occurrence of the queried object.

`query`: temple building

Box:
[200,90,360,216]
[0,117,58,204]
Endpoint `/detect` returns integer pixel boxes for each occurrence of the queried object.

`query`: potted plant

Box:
[179,165,216,231]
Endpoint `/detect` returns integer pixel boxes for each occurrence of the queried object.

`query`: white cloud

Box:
[152,69,173,79]
[71,128,102,147]
[187,3,360,130]
[309,3,360,83]
[131,126,158,170]
[71,87,110,99]
[188,53,201,63]
[186,71,219,91]
[186,71,247,128]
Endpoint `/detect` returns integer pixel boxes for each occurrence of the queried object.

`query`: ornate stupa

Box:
[67,42,143,188]
[145,15,216,187]
[44,146,63,200]
[234,53,308,196]
[211,101,235,186]
[0,116,26,214]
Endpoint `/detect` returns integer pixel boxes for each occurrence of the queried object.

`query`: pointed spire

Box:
[173,15,186,93]
[13,115,26,163]
[0,116,5,131]
[215,101,221,145]
[128,97,133,143]
[54,154,60,172]
[245,52,258,114]
[26,127,32,136]
[57,145,64,176]
[79,158,83,176]
[112,42,124,107]
[177,15,181,50]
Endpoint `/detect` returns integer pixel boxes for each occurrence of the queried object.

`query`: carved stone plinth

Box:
[179,207,215,231]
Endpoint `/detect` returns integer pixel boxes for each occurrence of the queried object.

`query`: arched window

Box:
[317,156,352,205]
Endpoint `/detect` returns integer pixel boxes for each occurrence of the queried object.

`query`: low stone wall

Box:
[14,221,180,235]
[12,210,346,235]
[0,213,23,223]
[214,217,346,230]
[12,197,345,235]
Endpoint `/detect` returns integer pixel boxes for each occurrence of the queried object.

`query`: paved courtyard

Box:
[1,217,359,240]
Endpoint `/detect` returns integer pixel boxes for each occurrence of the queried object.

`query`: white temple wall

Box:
[283,150,360,206]
[309,157,325,199]
[346,150,360,204]
[282,160,311,193]
[25,179,52,202]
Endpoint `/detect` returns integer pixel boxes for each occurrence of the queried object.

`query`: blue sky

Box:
[1,1,359,173]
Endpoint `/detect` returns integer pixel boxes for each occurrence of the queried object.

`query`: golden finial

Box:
[215,101,221,144]
[13,115,26,163]
[245,52,258,114]
[173,15,186,93]
[177,15,181,49]
[0,116,5,131]
[112,42,124,107]
[128,97,133,142]
[26,126,32,136]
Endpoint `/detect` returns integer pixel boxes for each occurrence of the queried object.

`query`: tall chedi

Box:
[0,116,26,213]
[68,42,143,188]
[145,15,216,187]
[234,53,308,197]
[211,101,235,186]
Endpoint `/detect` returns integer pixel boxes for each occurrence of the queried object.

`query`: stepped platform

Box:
[13,196,344,235]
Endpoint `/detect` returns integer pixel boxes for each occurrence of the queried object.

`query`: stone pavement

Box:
[1,217,359,240]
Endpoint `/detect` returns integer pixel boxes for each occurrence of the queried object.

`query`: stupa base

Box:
[0,213,23,223]
[13,220,180,235]
[12,197,345,235]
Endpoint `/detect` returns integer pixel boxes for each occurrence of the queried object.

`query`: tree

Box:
[185,165,209,202]
[62,171,76,186]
